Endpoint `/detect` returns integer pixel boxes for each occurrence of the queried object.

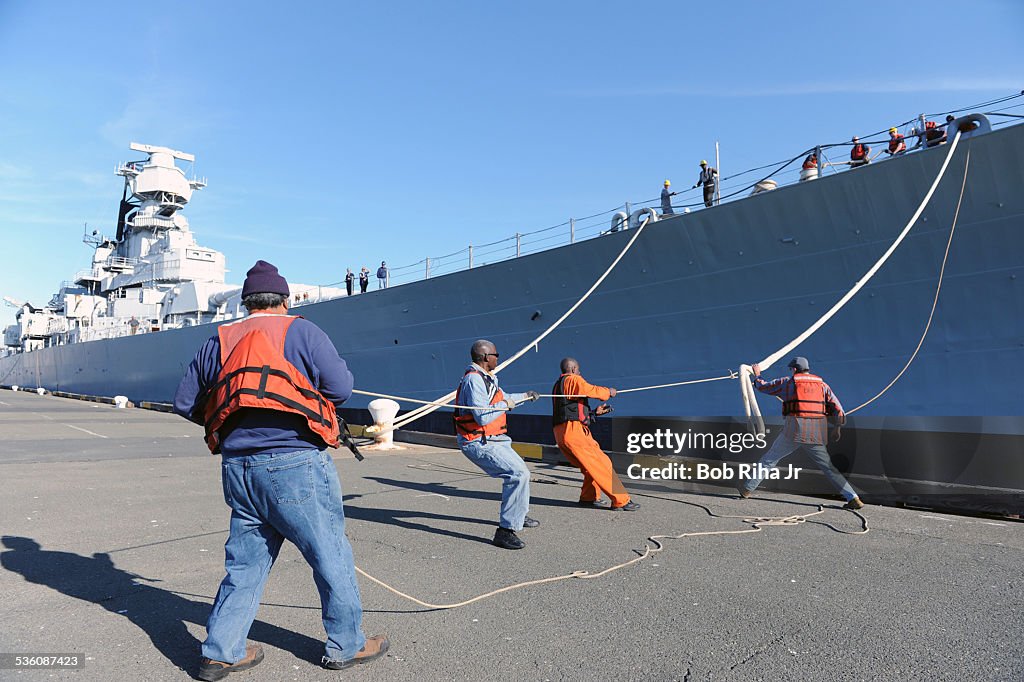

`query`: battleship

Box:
[2,104,1023,515]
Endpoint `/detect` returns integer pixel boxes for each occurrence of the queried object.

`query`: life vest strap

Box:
[256,365,271,399]
[203,365,328,406]
[210,386,333,429]
[203,365,333,431]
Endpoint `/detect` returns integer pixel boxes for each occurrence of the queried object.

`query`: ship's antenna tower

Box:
[113,142,206,259]
[82,223,103,248]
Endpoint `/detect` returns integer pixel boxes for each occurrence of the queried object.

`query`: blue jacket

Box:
[173,314,354,456]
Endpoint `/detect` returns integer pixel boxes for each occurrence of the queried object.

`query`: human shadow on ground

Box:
[1,536,324,679]
[364,476,580,509]
[343,504,495,546]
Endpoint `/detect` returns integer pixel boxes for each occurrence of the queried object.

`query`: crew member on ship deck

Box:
[552,357,638,511]
[885,127,906,156]
[693,160,718,208]
[849,136,870,167]
[660,179,677,215]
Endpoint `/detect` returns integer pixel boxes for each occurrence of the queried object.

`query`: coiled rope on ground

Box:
[351,461,867,611]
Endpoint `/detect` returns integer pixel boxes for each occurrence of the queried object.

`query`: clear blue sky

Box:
[1,1,1021,329]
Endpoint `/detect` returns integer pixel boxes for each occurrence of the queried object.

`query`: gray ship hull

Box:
[3,124,1023,513]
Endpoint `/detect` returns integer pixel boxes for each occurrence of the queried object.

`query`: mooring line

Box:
[847,146,971,415]
[740,129,966,431]
[354,372,737,412]
[370,214,656,435]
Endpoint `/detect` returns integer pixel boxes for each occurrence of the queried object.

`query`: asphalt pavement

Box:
[1,389,1021,681]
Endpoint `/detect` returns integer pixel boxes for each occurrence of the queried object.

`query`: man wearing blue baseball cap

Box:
[738,356,864,509]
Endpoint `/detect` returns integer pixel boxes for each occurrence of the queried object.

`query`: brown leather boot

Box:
[322,634,390,670]
[198,644,264,681]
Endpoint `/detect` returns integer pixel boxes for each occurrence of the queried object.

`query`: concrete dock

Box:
[1,389,1021,681]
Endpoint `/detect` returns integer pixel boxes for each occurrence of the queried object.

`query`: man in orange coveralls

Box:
[551,358,639,511]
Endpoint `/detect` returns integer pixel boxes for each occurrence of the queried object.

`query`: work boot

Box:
[577,498,610,509]
[522,516,541,529]
[493,527,525,550]
[610,500,640,511]
[843,497,865,510]
[736,481,752,499]
[322,634,390,670]
[198,644,264,681]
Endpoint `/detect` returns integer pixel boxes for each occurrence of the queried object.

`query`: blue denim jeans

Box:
[742,433,858,501]
[203,449,366,663]
[458,437,531,531]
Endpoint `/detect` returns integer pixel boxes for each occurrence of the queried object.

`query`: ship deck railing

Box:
[299,104,1024,299]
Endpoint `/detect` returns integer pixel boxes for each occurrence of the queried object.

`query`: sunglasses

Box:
[484,353,499,359]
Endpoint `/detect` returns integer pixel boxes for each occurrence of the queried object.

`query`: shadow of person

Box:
[1,536,323,678]
[365,476,580,508]
[343,504,495,545]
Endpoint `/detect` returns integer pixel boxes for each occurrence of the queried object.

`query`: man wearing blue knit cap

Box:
[174,260,389,679]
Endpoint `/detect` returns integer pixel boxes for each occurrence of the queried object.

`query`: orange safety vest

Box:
[802,155,818,170]
[781,373,828,419]
[851,144,868,161]
[201,315,340,454]
[453,368,507,441]
[888,134,905,153]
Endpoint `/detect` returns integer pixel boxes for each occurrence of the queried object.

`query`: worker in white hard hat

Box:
[692,160,718,208]
[660,179,677,215]
[849,136,871,167]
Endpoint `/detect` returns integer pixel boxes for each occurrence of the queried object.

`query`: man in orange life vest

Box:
[737,356,864,510]
[552,358,639,511]
[849,136,870,167]
[885,127,906,156]
[454,339,541,550]
[173,260,388,679]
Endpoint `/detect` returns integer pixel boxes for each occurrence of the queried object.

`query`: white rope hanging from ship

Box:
[367,211,658,434]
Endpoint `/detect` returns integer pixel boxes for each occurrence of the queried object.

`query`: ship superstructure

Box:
[2,143,340,351]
